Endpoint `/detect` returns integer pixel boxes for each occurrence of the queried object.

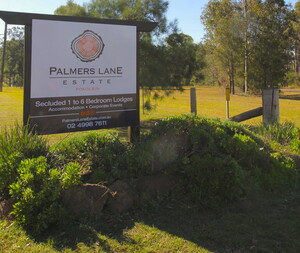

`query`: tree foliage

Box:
[0,26,24,87]
[248,0,294,89]
[54,0,88,17]
[202,0,295,92]
[165,33,199,86]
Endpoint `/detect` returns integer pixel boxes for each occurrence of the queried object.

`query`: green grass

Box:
[1,190,300,252]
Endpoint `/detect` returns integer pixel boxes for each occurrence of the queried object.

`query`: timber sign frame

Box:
[0,11,156,137]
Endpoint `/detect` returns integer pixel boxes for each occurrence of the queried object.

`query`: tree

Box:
[292,1,300,75]
[202,0,295,92]
[0,27,24,87]
[56,0,169,35]
[191,43,206,85]
[55,0,87,17]
[165,33,198,86]
[243,0,249,93]
[201,0,243,93]
[248,0,294,89]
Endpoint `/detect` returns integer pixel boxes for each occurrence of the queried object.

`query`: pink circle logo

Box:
[71,30,105,62]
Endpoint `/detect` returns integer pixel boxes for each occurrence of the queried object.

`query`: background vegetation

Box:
[2,0,300,95]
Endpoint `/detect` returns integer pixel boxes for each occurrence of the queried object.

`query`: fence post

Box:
[226,84,230,119]
[262,88,279,124]
[190,87,197,115]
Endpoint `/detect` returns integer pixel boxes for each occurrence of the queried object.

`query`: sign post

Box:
[29,19,138,134]
[0,22,7,92]
[226,84,230,119]
[0,11,157,140]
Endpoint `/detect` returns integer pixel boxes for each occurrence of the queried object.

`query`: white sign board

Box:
[29,19,137,134]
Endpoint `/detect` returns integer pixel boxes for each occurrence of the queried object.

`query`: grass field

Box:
[141,87,300,126]
[0,86,299,143]
[1,191,300,252]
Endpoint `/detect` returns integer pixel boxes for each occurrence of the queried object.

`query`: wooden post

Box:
[244,0,249,94]
[128,29,141,143]
[263,88,279,124]
[226,84,230,119]
[190,87,197,115]
[230,107,263,122]
[0,22,7,92]
[23,25,32,126]
[128,125,140,143]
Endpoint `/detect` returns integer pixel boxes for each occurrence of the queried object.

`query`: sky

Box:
[0,0,299,43]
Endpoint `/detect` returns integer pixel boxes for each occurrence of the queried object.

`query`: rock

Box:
[61,184,109,217]
[0,199,15,220]
[106,180,139,213]
[134,174,180,198]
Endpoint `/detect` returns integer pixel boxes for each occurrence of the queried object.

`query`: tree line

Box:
[202,0,299,94]
[1,0,300,94]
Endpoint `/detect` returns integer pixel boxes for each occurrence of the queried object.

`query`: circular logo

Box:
[71,30,105,62]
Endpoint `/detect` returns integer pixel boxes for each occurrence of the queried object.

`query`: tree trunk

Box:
[244,0,249,94]
[295,39,299,74]
[232,63,235,94]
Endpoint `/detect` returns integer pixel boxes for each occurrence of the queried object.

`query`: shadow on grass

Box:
[33,190,300,253]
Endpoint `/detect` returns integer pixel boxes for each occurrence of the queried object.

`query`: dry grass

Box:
[141,86,300,126]
[0,86,299,144]
[0,87,23,126]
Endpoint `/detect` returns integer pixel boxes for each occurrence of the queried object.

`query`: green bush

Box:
[184,154,244,202]
[8,157,82,234]
[0,125,85,234]
[4,116,295,231]
[141,115,298,201]
[60,162,82,189]
[283,71,300,87]
[9,156,63,233]
[52,132,128,183]
[290,138,300,153]
[0,124,48,199]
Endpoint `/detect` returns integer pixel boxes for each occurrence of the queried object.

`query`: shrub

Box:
[8,157,82,234]
[60,162,82,189]
[0,124,48,199]
[9,156,63,233]
[289,127,300,153]
[184,154,244,202]
[52,132,128,183]
[290,138,300,153]
[141,115,298,201]
[283,72,300,87]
